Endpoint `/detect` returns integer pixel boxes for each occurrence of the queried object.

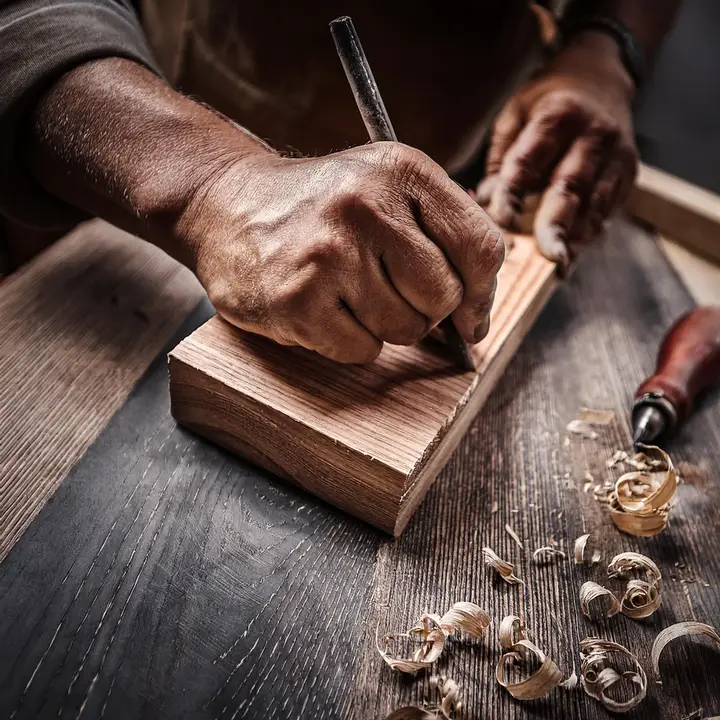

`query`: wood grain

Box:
[0,219,202,561]
[169,234,557,535]
[1,218,718,720]
[628,162,720,263]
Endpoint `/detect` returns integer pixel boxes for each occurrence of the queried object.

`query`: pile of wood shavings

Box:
[594,445,679,536]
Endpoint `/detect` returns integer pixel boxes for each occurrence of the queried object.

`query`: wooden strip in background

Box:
[0,220,203,561]
[660,235,720,306]
[169,235,557,535]
[628,162,720,264]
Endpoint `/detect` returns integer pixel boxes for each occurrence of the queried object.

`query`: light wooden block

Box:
[169,236,556,535]
[628,162,720,264]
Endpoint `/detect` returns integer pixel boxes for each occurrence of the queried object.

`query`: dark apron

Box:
[141,0,547,173]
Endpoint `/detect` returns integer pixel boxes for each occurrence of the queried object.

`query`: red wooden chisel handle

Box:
[636,307,720,426]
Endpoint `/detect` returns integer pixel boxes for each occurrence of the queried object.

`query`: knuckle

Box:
[330,339,382,364]
[270,277,314,317]
[378,315,427,346]
[303,232,345,265]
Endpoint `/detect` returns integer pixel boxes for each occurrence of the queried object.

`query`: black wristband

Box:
[562,16,647,89]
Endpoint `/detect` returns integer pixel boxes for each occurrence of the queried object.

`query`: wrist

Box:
[558,30,636,102]
[27,57,276,267]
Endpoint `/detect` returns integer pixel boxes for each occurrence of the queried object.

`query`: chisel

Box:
[329,15,475,371]
[632,306,720,446]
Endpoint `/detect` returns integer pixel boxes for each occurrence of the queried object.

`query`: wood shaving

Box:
[579,581,621,621]
[607,445,678,536]
[491,501,499,514]
[482,547,524,585]
[578,407,616,425]
[574,534,590,564]
[505,523,524,549]
[385,676,463,720]
[651,622,720,677]
[607,552,662,619]
[620,580,661,619]
[608,552,662,586]
[431,676,463,718]
[560,671,578,690]
[566,420,598,439]
[580,637,647,713]
[377,623,446,674]
[436,602,492,638]
[607,450,629,468]
[378,602,492,676]
[591,549,602,565]
[532,546,566,565]
[496,616,563,700]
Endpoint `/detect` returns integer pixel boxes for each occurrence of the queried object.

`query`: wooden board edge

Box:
[627,163,720,265]
[168,352,405,534]
[392,264,559,536]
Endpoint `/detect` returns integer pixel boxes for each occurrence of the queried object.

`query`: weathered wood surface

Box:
[0,220,203,561]
[169,235,557,535]
[1,219,719,720]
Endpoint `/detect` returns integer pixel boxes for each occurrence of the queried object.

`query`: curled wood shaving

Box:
[608,552,662,586]
[505,523,524,549]
[621,580,661,620]
[431,676,463,718]
[377,615,446,674]
[379,602,492,676]
[496,615,563,700]
[482,547,524,585]
[580,637,647,713]
[532,546,566,565]
[606,553,662,620]
[574,534,590,564]
[651,622,720,677]
[607,445,677,536]
[384,676,463,719]
[437,602,492,638]
[579,582,621,621]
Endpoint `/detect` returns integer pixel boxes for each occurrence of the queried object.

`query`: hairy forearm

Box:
[26,57,273,266]
[565,0,682,60]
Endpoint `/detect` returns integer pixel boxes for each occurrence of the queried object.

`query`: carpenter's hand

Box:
[477,31,639,271]
[178,142,505,363]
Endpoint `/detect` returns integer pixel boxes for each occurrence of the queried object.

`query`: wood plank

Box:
[169,235,557,535]
[0,220,203,561]
[2,218,718,720]
[628,162,720,263]
[661,234,720,305]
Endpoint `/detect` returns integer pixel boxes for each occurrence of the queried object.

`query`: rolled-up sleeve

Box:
[0,0,160,228]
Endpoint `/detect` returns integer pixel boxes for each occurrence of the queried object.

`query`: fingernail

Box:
[474,317,490,343]
[536,225,569,271]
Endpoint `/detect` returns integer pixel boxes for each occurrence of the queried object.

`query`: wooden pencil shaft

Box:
[330,16,397,142]
[330,16,474,370]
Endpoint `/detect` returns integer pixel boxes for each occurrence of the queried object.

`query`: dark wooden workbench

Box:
[0,219,718,719]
